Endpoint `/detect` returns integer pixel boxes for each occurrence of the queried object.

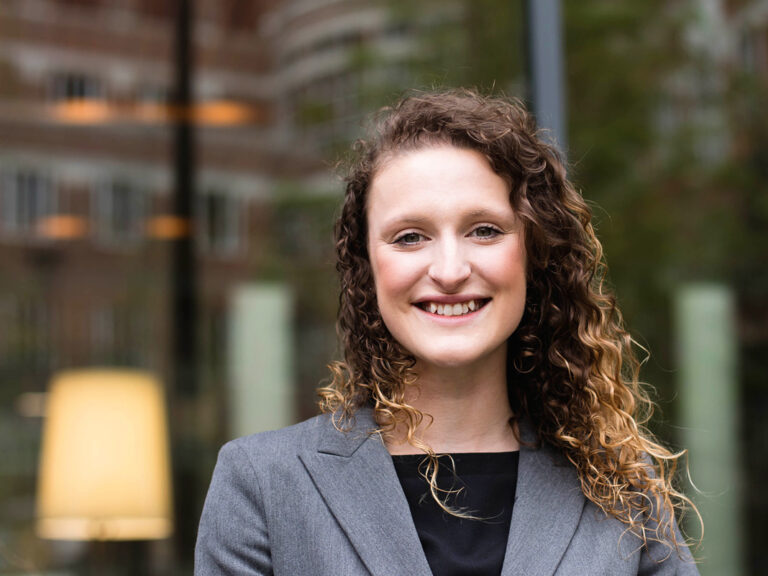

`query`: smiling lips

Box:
[416,298,490,317]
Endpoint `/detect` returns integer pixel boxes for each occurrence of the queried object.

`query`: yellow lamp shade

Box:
[36,369,173,540]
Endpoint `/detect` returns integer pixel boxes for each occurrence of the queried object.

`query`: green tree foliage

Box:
[388,0,525,91]
[566,0,767,424]
[564,1,694,398]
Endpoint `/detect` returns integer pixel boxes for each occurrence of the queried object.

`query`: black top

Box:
[391,451,519,576]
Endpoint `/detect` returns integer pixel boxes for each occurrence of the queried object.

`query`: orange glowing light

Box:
[195,100,255,125]
[145,215,191,239]
[48,98,260,126]
[49,100,114,124]
[37,215,88,239]
[133,102,169,123]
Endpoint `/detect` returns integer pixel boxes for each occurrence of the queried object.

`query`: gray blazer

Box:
[195,409,698,575]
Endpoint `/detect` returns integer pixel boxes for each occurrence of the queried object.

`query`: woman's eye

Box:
[394,232,423,245]
[471,226,501,239]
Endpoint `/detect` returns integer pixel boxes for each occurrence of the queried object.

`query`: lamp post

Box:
[170,0,199,563]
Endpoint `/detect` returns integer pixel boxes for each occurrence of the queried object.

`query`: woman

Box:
[195,89,699,575]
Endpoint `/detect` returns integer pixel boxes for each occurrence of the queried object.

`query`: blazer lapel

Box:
[500,420,586,576]
[299,409,433,576]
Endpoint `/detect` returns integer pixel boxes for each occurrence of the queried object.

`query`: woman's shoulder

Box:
[223,412,330,459]
[220,407,378,465]
[206,414,333,499]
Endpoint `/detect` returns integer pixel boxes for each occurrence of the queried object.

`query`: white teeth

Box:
[422,299,483,317]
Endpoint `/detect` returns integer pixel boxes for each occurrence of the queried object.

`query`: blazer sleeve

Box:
[638,499,700,575]
[195,441,273,576]
[639,529,699,575]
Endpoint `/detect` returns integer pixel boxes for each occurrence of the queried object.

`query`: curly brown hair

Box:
[318,88,698,553]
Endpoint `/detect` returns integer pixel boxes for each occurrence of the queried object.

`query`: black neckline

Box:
[391,451,519,477]
[391,450,519,458]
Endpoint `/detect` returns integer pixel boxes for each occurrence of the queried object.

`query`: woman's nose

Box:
[427,241,471,290]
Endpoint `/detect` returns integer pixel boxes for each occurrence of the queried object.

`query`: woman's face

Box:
[366,145,527,374]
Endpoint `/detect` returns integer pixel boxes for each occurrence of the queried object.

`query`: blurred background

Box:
[0,0,765,574]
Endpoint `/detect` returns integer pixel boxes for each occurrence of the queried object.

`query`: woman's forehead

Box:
[366,146,515,229]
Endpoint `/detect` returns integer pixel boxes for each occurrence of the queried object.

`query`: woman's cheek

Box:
[371,248,426,311]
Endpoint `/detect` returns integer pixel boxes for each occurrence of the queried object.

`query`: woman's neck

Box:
[385,358,519,455]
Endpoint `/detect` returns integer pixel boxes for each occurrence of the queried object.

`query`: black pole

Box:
[171,0,198,566]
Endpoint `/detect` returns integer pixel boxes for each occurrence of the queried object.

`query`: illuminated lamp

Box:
[36,369,173,541]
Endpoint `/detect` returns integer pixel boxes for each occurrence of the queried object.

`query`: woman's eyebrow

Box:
[379,208,516,231]
[385,207,512,222]
[379,215,431,230]
[463,208,514,220]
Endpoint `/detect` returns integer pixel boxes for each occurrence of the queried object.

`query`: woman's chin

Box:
[413,349,502,373]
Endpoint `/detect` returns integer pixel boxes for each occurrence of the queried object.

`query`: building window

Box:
[1,295,51,371]
[137,83,170,105]
[49,72,104,101]
[90,302,147,366]
[93,179,146,246]
[739,25,768,77]
[0,168,56,237]
[198,190,242,256]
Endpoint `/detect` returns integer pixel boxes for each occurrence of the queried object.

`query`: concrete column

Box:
[228,284,294,438]
[676,284,743,575]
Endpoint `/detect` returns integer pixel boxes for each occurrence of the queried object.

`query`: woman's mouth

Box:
[415,298,490,317]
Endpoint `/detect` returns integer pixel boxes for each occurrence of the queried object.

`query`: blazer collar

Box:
[313,409,378,457]
[299,409,434,576]
[300,409,585,576]
[500,418,586,576]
